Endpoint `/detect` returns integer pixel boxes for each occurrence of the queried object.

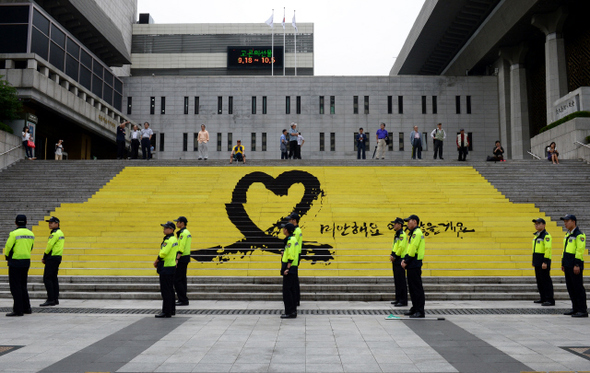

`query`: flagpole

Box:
[271,9,274,76]
[294,10,297,77]
[283,7,287,76]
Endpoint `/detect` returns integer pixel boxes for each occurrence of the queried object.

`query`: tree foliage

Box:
[0,75,23,121]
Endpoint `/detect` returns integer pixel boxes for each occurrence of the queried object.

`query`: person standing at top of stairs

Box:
[174,216,192,306]
[531,218,554,306]
[40,216,64,307]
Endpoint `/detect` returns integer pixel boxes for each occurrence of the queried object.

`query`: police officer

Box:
[288,213,303,306]
[531,218,554,306]
[560,214,588,318]
[390,217,408,307]
[40,216,64,307]
[401,214,425,318]
[154,221,178,318]
[173,216,192,306]
[3,215,34,317]
[281,223,299,319]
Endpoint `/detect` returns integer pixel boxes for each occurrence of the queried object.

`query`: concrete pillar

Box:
[61,80,69,90]
[499,44,530,160]
[496,59,512,159]
[532,7,569,124]
[27,59,37,69]
[40,67,49,77]
[5,60,14,69]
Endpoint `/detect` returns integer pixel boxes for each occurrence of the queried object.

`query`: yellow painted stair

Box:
[1,166,573,277]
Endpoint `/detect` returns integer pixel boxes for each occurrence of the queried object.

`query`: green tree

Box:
[0,75,23,121]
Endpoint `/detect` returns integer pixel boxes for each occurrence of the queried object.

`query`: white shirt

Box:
[141,128,153,139]
[131,130,140,140]
[22,132,30,141]
[297,134,305,146]
[55,143,63,155]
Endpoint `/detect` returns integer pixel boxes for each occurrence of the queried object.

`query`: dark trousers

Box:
[564,266,587,313]
[159,273,175,316]
[288,140,297,159]
[233,153,244,162]
[281,150,288,159]
[23,141,33,158]
[295,145,301,159]
[534,265,554,302]
[141,138,151,159]
[407,267,425,314]
[116,139,126,159]
[282,272,298,315]
[174,261,189,304]
[392,260,407,304]
[458,147,468,161]
[412,140,422,159]
[357,143,366,159]
[433,139,443,159]
[43,259,61,301]
[131,139,140,159]
[9,266,30,315]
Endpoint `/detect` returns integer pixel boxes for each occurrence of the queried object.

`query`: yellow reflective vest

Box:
[532,229,551,267]
[391,229,408,258]
[562,227,586,268]
[282,235,299,267]
[3,227,34,267]
[45,228,65,258]
[176,228,192,257]
[404,227,425,268]
[157,234,178,274]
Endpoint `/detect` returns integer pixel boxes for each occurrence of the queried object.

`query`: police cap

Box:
[161,221,176,230]
[282,223,296,234]
[45,216,60,223]
[560,214,577,222]
[174,216,188,224]
[404,215,420,224]
[391,217,404,225]
[287,213,300,222]
[15,214,27,224]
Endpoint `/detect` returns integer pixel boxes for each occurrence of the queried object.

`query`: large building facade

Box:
[1,0,588,161]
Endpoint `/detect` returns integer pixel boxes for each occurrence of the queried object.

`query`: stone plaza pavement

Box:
[0,299,589,373]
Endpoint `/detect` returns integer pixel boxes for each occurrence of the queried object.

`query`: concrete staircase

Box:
[1,159,588,301]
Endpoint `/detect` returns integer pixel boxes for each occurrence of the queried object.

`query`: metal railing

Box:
[574,141,590,150]
[0,143,22,157]
[527,150,542,160]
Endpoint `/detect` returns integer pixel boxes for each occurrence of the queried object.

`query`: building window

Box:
[432,96,437,114]
[466,95,472,114]
[353,96,358,114]
[398,96,403,114]
[150,97,155,115]
[422,96,427,114]
[388,133,394,151]
[319,96,324,114]
[422,132,428,151]
[330,96,335,114]
[296,96,301,114]
[127,97,132,115]
[184,96,189,115]
[217,133,222,151]
[262,132,267,151]
[456,96,461,114]
[387,96,393,114]
[398,132,404,151]
[227,133,233,151]
[285,96,291,114]
[320,132,325,151]
[262,96,267,114]
[229,96,233,114]
[468,132,473,150]
[364,96,369,114]
[217,96,223,114]
[251,133,256,151]
[159,133,165,151]
[193,133,198,151]
[160,97,166,115]
[252,97,256,114]
[194,96,199,114]
[183,133,188,152]
[330,132,336,151]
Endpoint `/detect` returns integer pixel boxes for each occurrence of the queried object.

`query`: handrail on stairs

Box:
[0,143,22,157]
[574,141,590,150]
[527,150,542,160]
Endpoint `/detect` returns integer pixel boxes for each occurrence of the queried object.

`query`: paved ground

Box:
[1,299,589,373]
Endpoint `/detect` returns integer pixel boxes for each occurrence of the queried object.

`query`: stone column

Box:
[532,8,569,123]
[499,44,530,159]
[496,59,512,159]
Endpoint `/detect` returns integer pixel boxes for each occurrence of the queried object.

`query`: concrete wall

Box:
[530,117,590,161]
[0,130,23,170]
[123,75,500,160]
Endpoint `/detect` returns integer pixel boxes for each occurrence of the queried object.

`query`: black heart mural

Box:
[191,170,334,264]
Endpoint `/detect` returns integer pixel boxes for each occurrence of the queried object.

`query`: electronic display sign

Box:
[227,46,284,69]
